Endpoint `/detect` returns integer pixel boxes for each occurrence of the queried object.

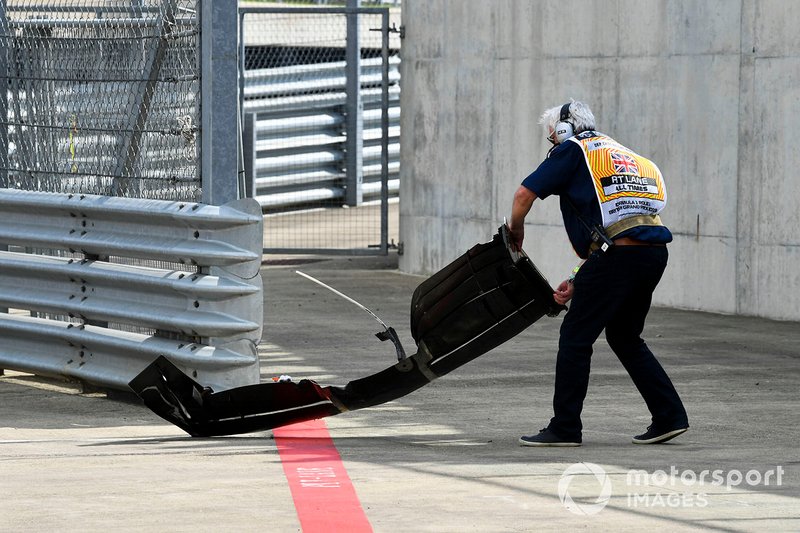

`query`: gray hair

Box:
[538,99,596,139]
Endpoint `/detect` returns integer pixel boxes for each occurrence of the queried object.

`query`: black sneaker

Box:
[519,428,581,447]
[632,425,689,444]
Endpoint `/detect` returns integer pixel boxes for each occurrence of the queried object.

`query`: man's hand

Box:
[553,279,574,305]
[507,223,524,251]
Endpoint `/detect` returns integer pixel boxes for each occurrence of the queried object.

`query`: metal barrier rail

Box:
[243,56,398,100]
[0,189,264,392]
[0,252,260,337]
[242,57,400,210]
[0,190,263,271]
[0,316,256,391]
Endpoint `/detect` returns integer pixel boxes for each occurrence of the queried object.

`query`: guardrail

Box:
[0,189,264,392]
[242,56,400,211]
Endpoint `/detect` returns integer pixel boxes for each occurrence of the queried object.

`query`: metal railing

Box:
[242,56,400,209]
[0,190,263,392]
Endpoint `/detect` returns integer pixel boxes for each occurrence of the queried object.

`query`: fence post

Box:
[344,0,363,206]
[201,0,240,205]
[379,9,390,253]
[242,113,257,199]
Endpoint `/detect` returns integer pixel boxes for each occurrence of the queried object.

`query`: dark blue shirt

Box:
[521,133,673,258]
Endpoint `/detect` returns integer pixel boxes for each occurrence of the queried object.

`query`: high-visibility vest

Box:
[568,131,667,231]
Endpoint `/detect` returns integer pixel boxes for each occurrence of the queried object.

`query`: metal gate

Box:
[239,6,401,255]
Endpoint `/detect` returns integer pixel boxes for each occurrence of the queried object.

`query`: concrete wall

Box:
[398,0,800,321]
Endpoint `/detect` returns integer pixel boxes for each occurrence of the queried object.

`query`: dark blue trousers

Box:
[547,245,688,441]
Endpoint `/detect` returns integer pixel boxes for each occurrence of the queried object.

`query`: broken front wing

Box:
[128,226,566,437]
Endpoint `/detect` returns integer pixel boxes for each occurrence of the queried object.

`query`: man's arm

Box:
[508,185,537,250]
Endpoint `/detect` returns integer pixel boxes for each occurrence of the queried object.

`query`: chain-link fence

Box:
[241,6,400,254]
[0,1,201,202]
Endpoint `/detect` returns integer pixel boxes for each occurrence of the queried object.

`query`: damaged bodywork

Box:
[129,226,566,437]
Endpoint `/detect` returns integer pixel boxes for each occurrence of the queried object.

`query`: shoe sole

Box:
[632,427,688,445]
[519,438,581,447]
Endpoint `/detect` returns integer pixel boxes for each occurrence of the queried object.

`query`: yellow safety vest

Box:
[568,132,667,232]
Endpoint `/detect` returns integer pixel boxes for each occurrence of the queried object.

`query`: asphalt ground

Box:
[1,252,799,532]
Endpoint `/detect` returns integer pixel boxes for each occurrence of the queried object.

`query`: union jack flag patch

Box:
[610,151,639,175]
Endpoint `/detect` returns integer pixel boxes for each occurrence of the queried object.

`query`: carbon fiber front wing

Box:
[128,226,566,437]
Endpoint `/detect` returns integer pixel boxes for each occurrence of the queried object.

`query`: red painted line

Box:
[274,418,372,533]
